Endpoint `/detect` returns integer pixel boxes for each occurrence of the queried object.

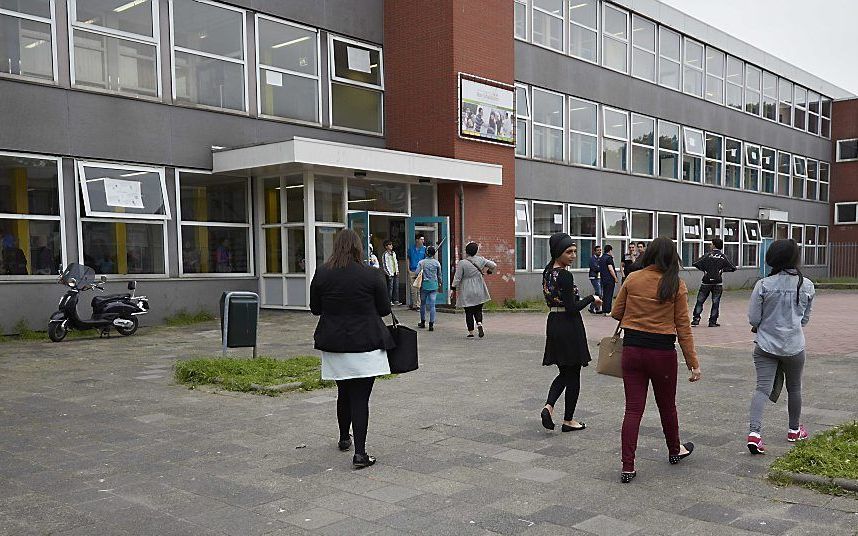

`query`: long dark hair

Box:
[639,237,681,303]
[766,239,804,304]
[323,229,363,269]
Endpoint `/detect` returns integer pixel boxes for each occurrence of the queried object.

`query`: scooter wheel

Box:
[48,322,68,342]
[116,317,138,336]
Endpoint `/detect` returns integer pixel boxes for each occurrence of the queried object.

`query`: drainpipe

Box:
[458,183,465,258]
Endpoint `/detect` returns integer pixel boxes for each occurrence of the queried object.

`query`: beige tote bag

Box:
[596,322,624,378]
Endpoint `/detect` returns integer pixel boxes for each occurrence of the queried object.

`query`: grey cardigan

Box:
[452,255,496,308]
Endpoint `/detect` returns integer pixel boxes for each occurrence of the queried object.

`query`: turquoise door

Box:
[348,211,370,263]
[759,238,773,278]
[406,217,450,305]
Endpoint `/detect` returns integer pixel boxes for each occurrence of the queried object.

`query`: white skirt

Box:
[321,349,391,380]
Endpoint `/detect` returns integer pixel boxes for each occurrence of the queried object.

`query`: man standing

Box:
[691,237,736,327]
[381,240,399,305]
[407,234,427,310]
[598,244,619,315]
[621,243,637,279]
[588,245,602,314]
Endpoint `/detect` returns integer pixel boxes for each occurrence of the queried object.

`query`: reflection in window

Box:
[778,78,793,126]
[569,97,597,166]
[533,0,564,52]
[82,220,164,275]
[602,4,628,73]
[0,4,54,81]
[532,88,564,162]
[724,138,741,189]
[348,180,408,214]
[631,114,655,175]
[516,85,530,157]
[705,47,725,104]
[257,17,319,123]
[658,27,680,90]
[682,128,703,182]
[762,71,777,121]
[683,38,704,97]
[569,0,597,62]
[704,133,722,186]
[514,0,527,40]
[330,36,383,133]
[631,15,655,82]
[744,64,761,116]
[314,176,344,223]
[725,56,743,110]
[658,120,679,179]
[602,108,628,171]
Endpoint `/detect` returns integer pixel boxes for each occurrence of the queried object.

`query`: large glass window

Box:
[602,107,628,172]
[683,37,704,98]
[179,172,251,275]
[819,161,829,202]
[261,175,305,274]
[601,4,628,73]
[681,215,702,267]
[516,84,530,157]
[817,226,828,265]
[743,143,760,191]
[630,210,654,242]
[0,1,54,81]
[761,147,776,194]
[532,0,563,52]
[657,212,678,242]
[532,88,564,162]
[314,176,344,223]
[704,133,722,186]
[329,35,383,134]
[602,207,628,259]
[70,0,159,98]
[805,159,818,201]
[807,91,820,135]
[0,153,63,276]
[256,16,319,124]
[630,14,655,82]
[803,224,817,266]
[172,0,246,112]
[78,162,169,219]
[724,137,741,189]
[835,203,857,225]
[725,56,743,111]
[514,0,527,40]
[682,127,704,183]
[533,202,563,270]
[722,218,739,267]
[704,216,721,244]
[778,78,793,126]
[658,27,680,91]
[568,204,597,270]
[704,47,725,104]
[569,0,597,63]
[762,71,777,121]
[82,220,164,275]
[348,179,408,214]
[777,151,791,197]
[744,64,761,116]
[742,220,761,268]
[792,156,806,199]
[793,86,807,130]
[657,120,679,179]
[514,200,529,271]
[838,139,858,162]
[631,114,655,176]
[569,96,597,166]
[821,97,831,138]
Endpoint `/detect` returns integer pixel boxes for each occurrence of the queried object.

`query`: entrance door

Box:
[759,238,774,277]
[406,216,450,305]
[348,211,370,263]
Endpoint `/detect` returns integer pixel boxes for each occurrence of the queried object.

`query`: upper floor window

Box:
[744,64,761,116]
[631,113,655,176]
[778,78,792,126]
[724,137,741,189]
[532,0,563,52]
[681,127,703,183]
[821,98,831,138]
[630,14,654,82]
[819,161,829,202]
[569,0,597,63]
[658,27,680,91]
[725,55,743,111]
[743,143,760,191]
[171,0,246,112]
[806,91,820,135]
[531,87,564,162]
[761,147,776,194]
[657,120,679,179]
[514,0,527,40]
[835,202,858,225]
[0,0,55,82]
[328,35,383,134]
[569,96,598,167]
[602,107,628,171]
[515,84,530,157]
[777,151,791,196]
[682,38,703,98]
[761,71,777,121]
[704,47,725,105]
[70,0,159,98]
[601,4,628,73]
[793,86,807,130]
[704,133,722,186]
[837,139,858,162]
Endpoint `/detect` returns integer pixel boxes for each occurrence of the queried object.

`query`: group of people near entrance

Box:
[310,228,814,479]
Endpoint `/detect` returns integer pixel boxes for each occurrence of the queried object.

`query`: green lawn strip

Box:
[483,298,547,312]
[769,421,858,494]
[165,310,216,326]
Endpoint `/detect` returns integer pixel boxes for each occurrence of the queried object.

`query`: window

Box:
[256,16,319,124]
[0,0,55,82]
[741,220,761,267]
[602,207,628,259]
[777,151,791,196]
[515,84,530,157]
[514,0,527,40]
[78,162,169,219]
[744,64,761,116]
[601,4,628,73]
[761,147,776,194]
[704,47,725,104]
[515,200,529,271]
[0,152,63,276]
[602,107,628,171]
[821,97,831,138]
[261,175,305,274]
[817,226,828,266]
[803,224,816,266]
[792,156,806,199]
[805,159,818,201]
[743,143,760,191]
[658,120,680,179]
[682,127,704,183]
[569,96,597,166]
[793,86,807,130]
[722,218,739,266]
[704,216,721,243]
[681,215,702,267]
[835,203,857,224]
[656,212,678,241]
[630,210,654,243]
[631,114,655,175]
[630,15,655,82]
[775,222,789,240]
[569,0,597,63]
[724,137,741,189]
[778,78,792,126]
[532,87,564,162]
[837,139,858,162]
[533,202,563,269]
[725,56,743,110]
[171,0,246,112]
[658,27,680,91]
[348,179,408,214]
[704,133,722,186]
[314,176,344,223]
[532,0,563,52]
[819,161,829,202]
[178,172,251,275]
[568,204,597,269]
[790,225,803,261]
[329,35,383,134]
[807,91,820,135]
[70,0,159,98]
[761,71,777,121]
[683,38,704,98]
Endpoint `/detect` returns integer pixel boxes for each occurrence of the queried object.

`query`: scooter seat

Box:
[91,294,131,308]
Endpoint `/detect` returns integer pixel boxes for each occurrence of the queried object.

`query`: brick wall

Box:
[831,98,858,244]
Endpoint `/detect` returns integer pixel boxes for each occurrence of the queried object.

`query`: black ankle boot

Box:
[428,322,434,331]
[417,321,426,329]
[353,453,376,468]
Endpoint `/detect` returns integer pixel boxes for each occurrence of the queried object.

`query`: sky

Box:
[659,0,858,96]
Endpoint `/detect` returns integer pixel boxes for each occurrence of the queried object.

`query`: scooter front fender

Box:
[49,311,67,323]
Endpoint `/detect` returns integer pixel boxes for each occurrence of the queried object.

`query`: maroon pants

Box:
[621,346,681,472]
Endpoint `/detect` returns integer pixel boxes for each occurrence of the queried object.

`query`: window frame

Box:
[792,155,807,199]
[531,0,565,53]
[704,46,725,105]
[761,71,777,122]
[777,151,791,197]
[602,207,629,240]
[657,119,680,180]
[600,3,629,74]
[743,142,760,192]
[725,55,743,111]
[514,0,528,41]
[514,199,530,272]
[819,161,829,202]
[741,219,761,268]
[778,78,793,126]
[806,90,820,135]
[630,13,655,82]
[703,132,723,187]
[805,158,818,201]
[816,225,828,266]
[680,214,703,268]
[793,85,807,131]
[681,126,704,183]
[77,160,171,220]
[803,224,817,266]
[630,112,655,176]
[656,211,679,244]
[531,86,566,162]
[601,105,629,172]
[722,217,740,267]
[630,209,655,242]
[743,63,761,116]
[682,36,704,98]
[836,139,858,162]
[657,26,681,92]
[760,146,776,194]
[326,33,384,135]
[568,203,599,270]
[515,83,531,158]
[821,97,831,138]
[835,202,858,225]
[724,137,742,189]
[0,1,59,84]
[568,95,599,167]
[532,200,564,272]
[568,0,598,64]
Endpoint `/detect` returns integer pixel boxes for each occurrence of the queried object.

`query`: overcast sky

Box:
[659,0,858,96]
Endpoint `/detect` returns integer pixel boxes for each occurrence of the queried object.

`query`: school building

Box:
[0,0,854,330]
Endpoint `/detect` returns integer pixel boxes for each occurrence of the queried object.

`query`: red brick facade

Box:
[830,98,858,244]
[384,0,516,301]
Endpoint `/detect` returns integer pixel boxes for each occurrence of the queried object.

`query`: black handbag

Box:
[386,312,418,374]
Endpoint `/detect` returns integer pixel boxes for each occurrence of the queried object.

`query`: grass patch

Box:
[175,356,335,396]
[165,309,216,326]
[815,277,858,284]
[770,421,858,482]
[484,298,547,312]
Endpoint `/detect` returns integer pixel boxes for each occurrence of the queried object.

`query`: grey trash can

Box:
[219,291,259,357]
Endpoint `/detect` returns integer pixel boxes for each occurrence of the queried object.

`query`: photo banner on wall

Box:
[459,74,515,146]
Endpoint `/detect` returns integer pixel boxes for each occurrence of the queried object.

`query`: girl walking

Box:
[416,246,442,331]
[746,239,815,454]
[541,233,602,432]
[611,237,701,483]
[451,242,497,338]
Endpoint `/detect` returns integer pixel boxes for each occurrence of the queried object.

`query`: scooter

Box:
[48,263,150,342]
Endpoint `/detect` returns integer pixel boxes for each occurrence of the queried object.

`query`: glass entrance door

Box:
[406,216,450,305]
[348,211,370,263]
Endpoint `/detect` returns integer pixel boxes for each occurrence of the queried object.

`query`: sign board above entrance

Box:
[459,74,515,146]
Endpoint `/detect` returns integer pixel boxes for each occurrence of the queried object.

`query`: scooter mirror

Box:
[128,281,137,291]
[100,275,108,283]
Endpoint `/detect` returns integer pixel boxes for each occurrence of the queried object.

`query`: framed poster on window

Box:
[459,74,516,145]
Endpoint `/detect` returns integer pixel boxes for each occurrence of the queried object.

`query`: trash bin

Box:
[219,291,259,357]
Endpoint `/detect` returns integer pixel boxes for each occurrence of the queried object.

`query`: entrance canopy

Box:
[212,137,503,186]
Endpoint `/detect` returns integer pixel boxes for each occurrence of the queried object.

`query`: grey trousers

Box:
[749,345,805,434]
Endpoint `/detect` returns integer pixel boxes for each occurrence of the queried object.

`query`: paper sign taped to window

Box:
[554,214,563,225]
[347,46,371,73]
[104,178,144,209]
[516,209,527,221]
[265,70,283,87]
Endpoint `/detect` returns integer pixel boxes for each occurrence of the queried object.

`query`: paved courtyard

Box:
[1,290,857,535]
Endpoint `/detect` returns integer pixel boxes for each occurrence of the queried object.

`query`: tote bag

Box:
[386,312,418,373]
[596,321,623,378]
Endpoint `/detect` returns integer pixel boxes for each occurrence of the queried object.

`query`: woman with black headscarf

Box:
[540,233,602,432]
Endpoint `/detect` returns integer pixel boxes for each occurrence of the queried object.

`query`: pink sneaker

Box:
[787,425,809,442]
[747,434,766,455]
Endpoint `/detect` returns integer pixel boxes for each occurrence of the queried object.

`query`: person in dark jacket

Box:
[540,233,602,432]
[587,246,602,314]
[310,229,393,469]
[598,244,619,315]
[691,237,737,327]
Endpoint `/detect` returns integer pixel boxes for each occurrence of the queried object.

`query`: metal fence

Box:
[829,243,858,278]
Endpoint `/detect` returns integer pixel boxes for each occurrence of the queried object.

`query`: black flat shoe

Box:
[620,471,637,483]
[417,322,426,329]
[477,325,484,338]
[540,408,555,430]
[338,435,352,451]
[561,422,586,432]
[353,453,376,469]
[669,442,695,464]
[466,333,475,338]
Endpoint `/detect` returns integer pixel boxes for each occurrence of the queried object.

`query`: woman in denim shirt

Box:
[416,246,442,331]
[746,239,815,454]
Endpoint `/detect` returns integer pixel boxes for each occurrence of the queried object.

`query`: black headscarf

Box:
[765,239,804,304]
[545,233,575,271]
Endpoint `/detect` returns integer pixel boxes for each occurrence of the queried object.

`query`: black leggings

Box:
[335,377,375,455]
[464,304,484,331]
[545,365,582,421]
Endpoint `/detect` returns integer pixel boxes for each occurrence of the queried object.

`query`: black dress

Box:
[542,266,595,367]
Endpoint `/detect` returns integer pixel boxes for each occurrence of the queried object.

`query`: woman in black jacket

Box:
[310,229,393,468]
[540,233,602,432]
